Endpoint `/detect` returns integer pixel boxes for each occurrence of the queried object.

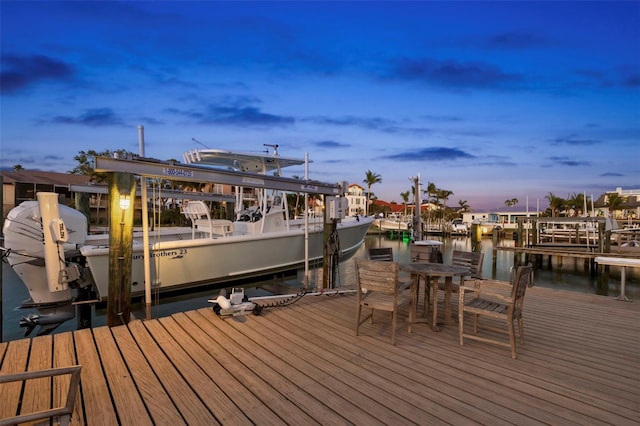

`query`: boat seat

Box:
[182,201,234,238]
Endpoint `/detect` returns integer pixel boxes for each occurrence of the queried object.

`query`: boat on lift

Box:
[1,146,373,335]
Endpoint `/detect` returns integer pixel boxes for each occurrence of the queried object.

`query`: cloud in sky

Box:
[384,58,525,91]
[547,156,591,167]
[167,104,295,128]
[382,147,476,162]
[45,108,126,127]
[304,115,397,130]
[483,32,557,50]
[550,135,603,146]
[314,140,351,149]
[1,54,75,94]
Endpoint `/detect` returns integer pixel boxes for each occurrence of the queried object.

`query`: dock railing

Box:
[0,365,82,426]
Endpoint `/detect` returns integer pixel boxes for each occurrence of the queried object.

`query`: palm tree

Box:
[457,199,470,213]
[606,193,624,218]
[423,182,436,204]
[545,192,565,217]
[400,191,410,217]
[565,193,587,216]
[363,170,382,216]
[504,198,519,208]
[439,189,454,221]
[12,164,24,171]
[423,181,437,224]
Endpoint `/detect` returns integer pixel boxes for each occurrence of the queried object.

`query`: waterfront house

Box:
[594,187,640,221]
[345,184,367,216]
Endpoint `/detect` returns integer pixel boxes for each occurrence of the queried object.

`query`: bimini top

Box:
[182,148,307,174]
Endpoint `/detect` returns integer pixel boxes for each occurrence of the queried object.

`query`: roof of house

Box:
[1,170,92,186]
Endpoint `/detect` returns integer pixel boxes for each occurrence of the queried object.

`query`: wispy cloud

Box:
[551,135,602,145]
[167,97,294,128]
[621,73,640,88]
[600,172,624,177]
[1,54,75,94]
[304,115,396,130]
[384,57,525,91]
[314,140,351,149]
[382,147,475,162]
[547,156,591,167]
[484,32,555,49]
[304,115,433,135]
[420,114,464,122]
[46,108,126,127]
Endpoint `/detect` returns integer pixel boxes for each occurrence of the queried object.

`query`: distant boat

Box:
[1,147,373,335]
[374,212,412,231]
[450,219,469,236]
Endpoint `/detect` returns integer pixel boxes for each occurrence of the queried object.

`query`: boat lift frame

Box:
[94,156,343,197]
[93,154,346,323]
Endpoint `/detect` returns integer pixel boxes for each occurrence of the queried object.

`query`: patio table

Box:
[400,262,469,331]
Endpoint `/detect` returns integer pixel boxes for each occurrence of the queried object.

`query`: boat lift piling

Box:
[106,171,136,327]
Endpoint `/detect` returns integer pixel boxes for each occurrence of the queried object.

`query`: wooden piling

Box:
[107,172,136,327]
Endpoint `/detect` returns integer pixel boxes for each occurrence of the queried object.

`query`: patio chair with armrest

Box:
[458,263,534,358]
[354,259,412,345]
[452,250,484,279]
[368,247,394,261]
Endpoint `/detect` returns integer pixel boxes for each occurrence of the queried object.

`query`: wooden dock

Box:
[1,285,639,425]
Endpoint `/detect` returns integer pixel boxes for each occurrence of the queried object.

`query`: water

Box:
[2,235,637,342]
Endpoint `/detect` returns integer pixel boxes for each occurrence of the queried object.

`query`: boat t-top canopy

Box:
[183,148,307,174]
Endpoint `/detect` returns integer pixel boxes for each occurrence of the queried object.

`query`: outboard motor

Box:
[2,193,89,335]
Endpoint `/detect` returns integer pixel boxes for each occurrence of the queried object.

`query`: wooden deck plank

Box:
[92,326,154,426]
[246,309,464,425]
[126,319,217,425]
[266,298,546,425]
[0,342,7,365]
[195,308,386,425]
[280,294,564,425]
[167,312,320,425]
[20,334,52,419]
[73,327,118,425]
[293,292,634,425]
[157,315,288,425]
[218,307,420,425]
[141,319,252,425]
[53,332,84,426]
[110,324,186,425]
[0,339,31,419]
[186,309,348,425]
[302,289,639,425]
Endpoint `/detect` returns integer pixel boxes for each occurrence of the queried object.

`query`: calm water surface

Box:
[2,235,637,342]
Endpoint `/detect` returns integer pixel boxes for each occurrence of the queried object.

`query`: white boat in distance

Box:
[2,147,373,335]
[375,212,412,231]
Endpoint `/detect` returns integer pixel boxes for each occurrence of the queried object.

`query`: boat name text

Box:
[163,167,194,178]
[133,249,188,260]
[242,177,264,186]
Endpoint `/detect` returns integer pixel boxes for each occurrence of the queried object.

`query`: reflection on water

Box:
[2,235,637,342]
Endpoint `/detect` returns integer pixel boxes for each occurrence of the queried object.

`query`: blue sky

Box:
[1,1,638,211]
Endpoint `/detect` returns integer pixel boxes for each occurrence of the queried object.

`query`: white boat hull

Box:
[376,219,411,231]
[81,217,373,298]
